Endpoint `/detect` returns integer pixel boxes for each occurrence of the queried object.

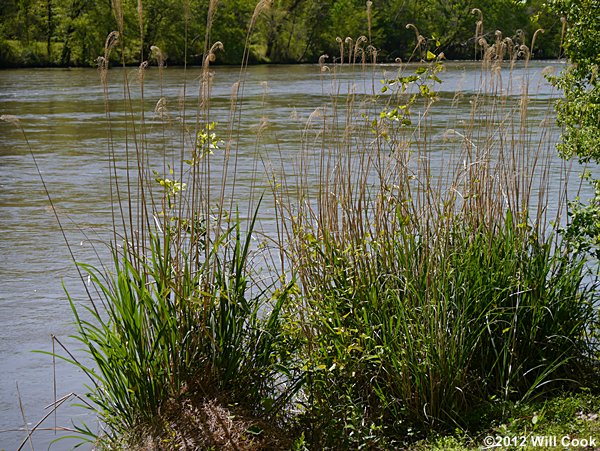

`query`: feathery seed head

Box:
[104,31,120,59]
[250,0,272,30]
[150,46,166,67]
[541,66,555,77]
[138,61,148,82]
[0,115,21,127]
[367,45,378,64]
[531,29,545,55]
[154,97,168,120]
[406,23,419,37]
[518,44,530,60]
[203,41,224,68]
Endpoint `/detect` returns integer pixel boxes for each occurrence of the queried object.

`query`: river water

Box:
[0,61,579,449]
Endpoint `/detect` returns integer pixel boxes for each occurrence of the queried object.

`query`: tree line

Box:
[0,0,563,67]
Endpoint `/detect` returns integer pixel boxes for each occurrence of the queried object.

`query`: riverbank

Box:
[112,391,600,449]
[1,37,563,70]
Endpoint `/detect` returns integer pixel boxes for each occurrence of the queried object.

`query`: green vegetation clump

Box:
[292,215,595,447]
[65,217,297,444]
[278,51,598,446]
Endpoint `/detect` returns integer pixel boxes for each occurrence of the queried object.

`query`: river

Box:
[0,61,578,449]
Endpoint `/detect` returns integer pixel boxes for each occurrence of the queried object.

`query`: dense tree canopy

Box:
[1,0,563,67]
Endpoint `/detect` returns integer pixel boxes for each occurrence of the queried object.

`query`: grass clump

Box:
[277,52,599,446]
[66,214,297,445]
[52,8,302,446]
[291,211,595,446]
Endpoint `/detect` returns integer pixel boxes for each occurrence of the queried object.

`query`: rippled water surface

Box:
[0,61,571,449]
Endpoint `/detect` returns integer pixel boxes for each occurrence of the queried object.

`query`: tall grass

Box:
[26,2,598,448]
[52,2,302,447]
[274,47,598,446]
[64,208,297,443]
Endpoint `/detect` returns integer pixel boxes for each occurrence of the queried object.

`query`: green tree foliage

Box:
[256,0,332,63]
[549,0,600,162]
[548,0,600,259]
[211,0,254,64]
[0,0,565,66]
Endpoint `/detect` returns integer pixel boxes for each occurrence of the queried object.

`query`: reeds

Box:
[64,207,297,443]
[33,3,599,448]
[53,0,301,446]
[272,52,598,446]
